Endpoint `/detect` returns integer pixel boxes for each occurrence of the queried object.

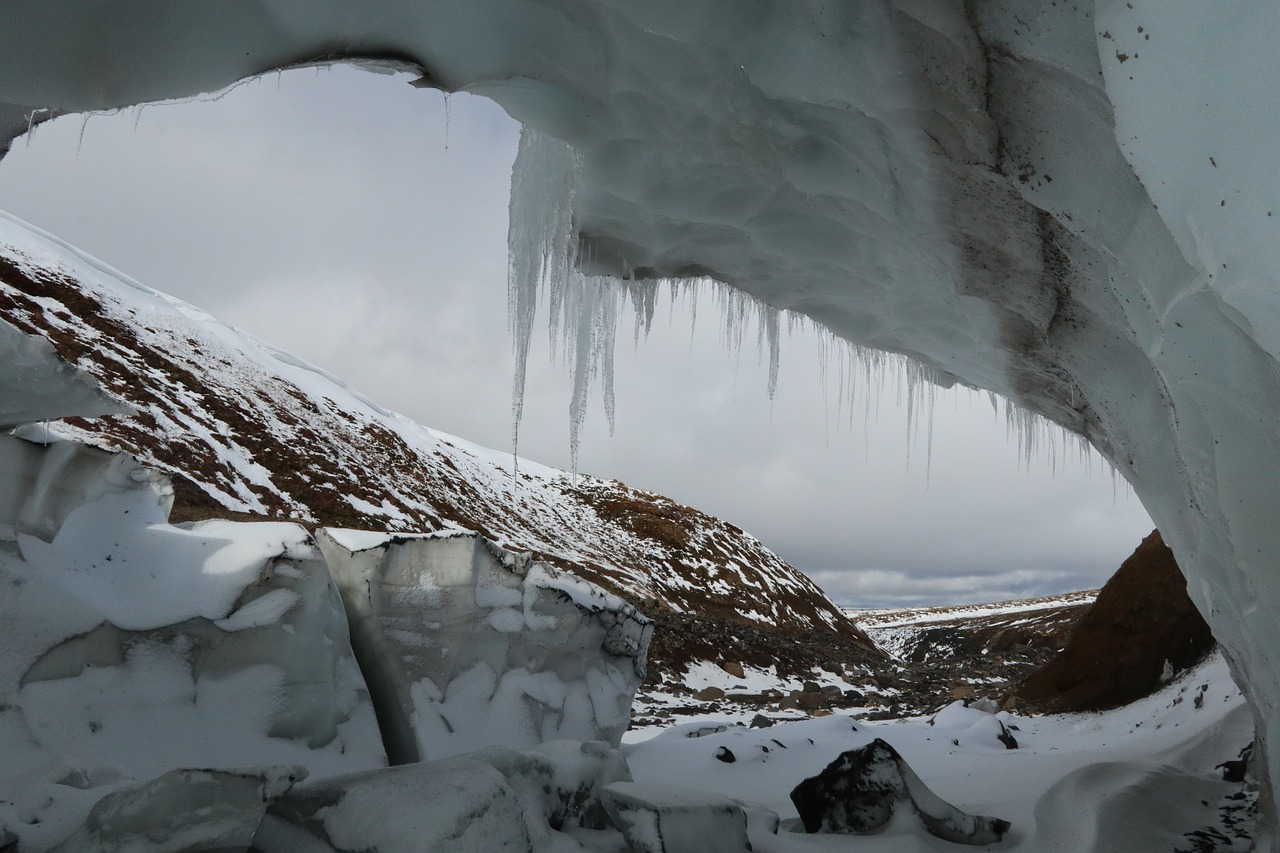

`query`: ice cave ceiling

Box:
[4,0,1280,842]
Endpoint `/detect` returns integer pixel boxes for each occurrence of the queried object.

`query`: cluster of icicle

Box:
[506,126,790,477]
[506,126,1096,481]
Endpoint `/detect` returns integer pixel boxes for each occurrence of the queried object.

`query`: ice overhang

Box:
[8,4,1280,836]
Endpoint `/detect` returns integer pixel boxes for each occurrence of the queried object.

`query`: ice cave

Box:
[2,1,1280,850]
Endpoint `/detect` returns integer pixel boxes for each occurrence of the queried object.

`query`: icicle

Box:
[77,112,93,155]
[507,125,579,479]
[761,305,781,399]
[443,92,452,152]
[24,109,40,146]
[505,128,1101,491]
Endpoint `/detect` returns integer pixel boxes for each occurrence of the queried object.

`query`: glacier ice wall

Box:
[0,432,385,848]
[317,529,652,764]
[3,0,1280,843]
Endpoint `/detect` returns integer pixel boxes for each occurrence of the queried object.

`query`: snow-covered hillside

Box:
[0,210,865,647]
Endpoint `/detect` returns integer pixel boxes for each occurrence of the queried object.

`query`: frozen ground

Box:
[623,652,1253,851]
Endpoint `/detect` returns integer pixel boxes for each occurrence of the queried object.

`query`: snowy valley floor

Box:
[619,652,1253,852]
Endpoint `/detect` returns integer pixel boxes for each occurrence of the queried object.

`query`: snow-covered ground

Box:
[624,652,1252,851]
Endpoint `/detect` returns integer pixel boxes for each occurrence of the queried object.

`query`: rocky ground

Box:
[629,589,1097,731]
[632,530,1220,734]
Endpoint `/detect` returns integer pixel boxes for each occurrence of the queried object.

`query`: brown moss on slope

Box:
[1014,529,1215,712]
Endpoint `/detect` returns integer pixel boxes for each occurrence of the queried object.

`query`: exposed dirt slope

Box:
[1014,530,1215,712]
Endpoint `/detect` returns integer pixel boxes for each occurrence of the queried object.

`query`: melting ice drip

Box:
[506,126,1097,481]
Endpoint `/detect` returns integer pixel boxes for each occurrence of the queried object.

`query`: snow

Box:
[852,591,1098,661]
[851,591,1100,630]
[623,652,1251,852]
[0,208,846,637]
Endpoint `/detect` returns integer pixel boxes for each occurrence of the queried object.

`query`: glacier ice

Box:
[259,759,532,852]
[0,432,385,850]
[256,739,631,852]
[0,317,129,428]
[601,782,754,853]
[316,529,651,764]
[48,766,304,853]
[0,429,658,850]
[4,0,1280,844]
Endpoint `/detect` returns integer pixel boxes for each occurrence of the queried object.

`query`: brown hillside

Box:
[1014,529,1214,712]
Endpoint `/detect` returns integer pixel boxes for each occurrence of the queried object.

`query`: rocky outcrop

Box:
[789,738,1011,844]
[316,529,651,764]
[1014,530,1215,713]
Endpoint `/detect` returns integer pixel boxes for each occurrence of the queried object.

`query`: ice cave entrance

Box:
[0,63,1152,609]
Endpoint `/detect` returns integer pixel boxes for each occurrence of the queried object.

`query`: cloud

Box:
[812,568,1080,609]
[0,64,1155,609]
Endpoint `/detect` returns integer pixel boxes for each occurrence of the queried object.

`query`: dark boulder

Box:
[789,739,1010,845]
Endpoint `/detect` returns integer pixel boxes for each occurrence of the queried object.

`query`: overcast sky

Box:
[0,65,1154,608]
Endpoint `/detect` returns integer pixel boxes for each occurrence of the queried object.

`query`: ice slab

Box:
[0,434,384,850]
[48,766,304,853]
[601,781,752,853]
[317,529,651,763]
[257,741,630,852]
[0,316,128,428]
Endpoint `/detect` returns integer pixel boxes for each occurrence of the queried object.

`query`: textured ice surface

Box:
[0,433,383,850]
[258,740,630,852]
[316,529,651,763]
[601,782,753,853]
[0,316,128,428]
[789,737,1011,844]
[261,760,530,853]
[48,766,304,853]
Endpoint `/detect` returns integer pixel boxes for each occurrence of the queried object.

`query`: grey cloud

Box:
[0,64,1154,609]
